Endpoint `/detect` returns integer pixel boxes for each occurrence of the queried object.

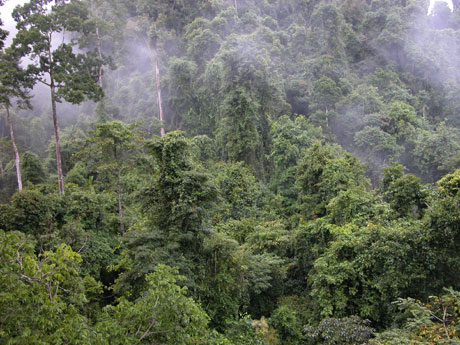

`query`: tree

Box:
[143,131,216,252]
[269,115,325,215]
[380,161,428,219]
[296,142,368,219]
[96,265,209,345]
[308,221,432,327]
[217,87,266,177]
[304,316,374,345]
[80,0,120,88]
[13,0,103,195]
[371,289,460,344]
[21,151,45,185]
[82,120,141,234]
[149,27,166,137]
[115,132,216,295]
[427,169,460,290]
[0,47,34,192]
[0,230,99,344]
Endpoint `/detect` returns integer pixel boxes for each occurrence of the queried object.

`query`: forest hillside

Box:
[2,0,460,344]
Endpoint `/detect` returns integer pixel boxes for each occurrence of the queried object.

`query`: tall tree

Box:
[80,0,120,89]
[0,47,33,192]
[13,0,103,195]
[81,120,141,234]
[149,28,165,137]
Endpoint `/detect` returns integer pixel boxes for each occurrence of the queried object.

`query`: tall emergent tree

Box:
[80,0,121,89]
[0,48,33,192]
[12,0,103,194]
[0,1,34,193]
[150,28,165,137]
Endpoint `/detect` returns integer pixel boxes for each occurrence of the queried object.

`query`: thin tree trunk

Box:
[234,0,238,13]
[96,26,103,88]
[0,157,3,177]
[152,39,165,137]
[5,105,22,191]
[114,148,124,234]
[48,35,64,195]
[50,81,64,195]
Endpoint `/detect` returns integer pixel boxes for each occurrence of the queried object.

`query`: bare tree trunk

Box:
[152,39,165,137]
[96,26,103,88]
[5,105,22,191]
[50,81,64,195]
[48,35,64,195]
[234,0,238,13]
[114,148,124,234]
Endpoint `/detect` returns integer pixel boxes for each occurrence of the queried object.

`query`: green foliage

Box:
[221,315,266,345]
[308,221,432,326]
[371,289,460,344]
[296,142,368,219]
[144,131,215,243]
[211,162,263,221]
[45,126,87,176]
[268,305,303,345]
[201,229,286,329]
[20,151,45,185]
[381,161,428,219]
[0,47,33,109]
[217,87,267,177]
[426,169,460,290]
[412,123,460,182]
[13,0,103,104]
[269,115,325,214]
[0,230,98,344]
[2,189,56,237]
[97,264,209,345]
[311,76,343,113]
[304,316,374,345]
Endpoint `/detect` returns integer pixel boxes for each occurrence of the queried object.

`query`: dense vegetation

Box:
[2,0,460,343]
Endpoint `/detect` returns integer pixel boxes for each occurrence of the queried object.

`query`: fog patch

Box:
[428,0,454,15]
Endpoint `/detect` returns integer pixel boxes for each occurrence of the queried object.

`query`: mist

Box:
[3,0,460,184]
[428,0,454,14]
[1,0,27,45]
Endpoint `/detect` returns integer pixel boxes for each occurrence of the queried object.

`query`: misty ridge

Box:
[2,0,460,183]
[3,1,460,345]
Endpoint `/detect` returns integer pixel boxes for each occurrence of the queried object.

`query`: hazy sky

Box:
[428,0,454,14]
[1,0,27,44]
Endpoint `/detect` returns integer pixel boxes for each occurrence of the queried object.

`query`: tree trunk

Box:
[48,35,65,195]
[152,39,165,137]
[234,0,238,13]
[5,105,22,191]
[96,26,103,88]
[114,148,124,234]
[50,80,65,195]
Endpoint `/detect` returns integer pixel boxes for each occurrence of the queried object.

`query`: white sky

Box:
[1,0,27,44]
[428,0,454,15]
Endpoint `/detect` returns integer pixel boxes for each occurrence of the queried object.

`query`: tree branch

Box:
[132,297,160,345]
